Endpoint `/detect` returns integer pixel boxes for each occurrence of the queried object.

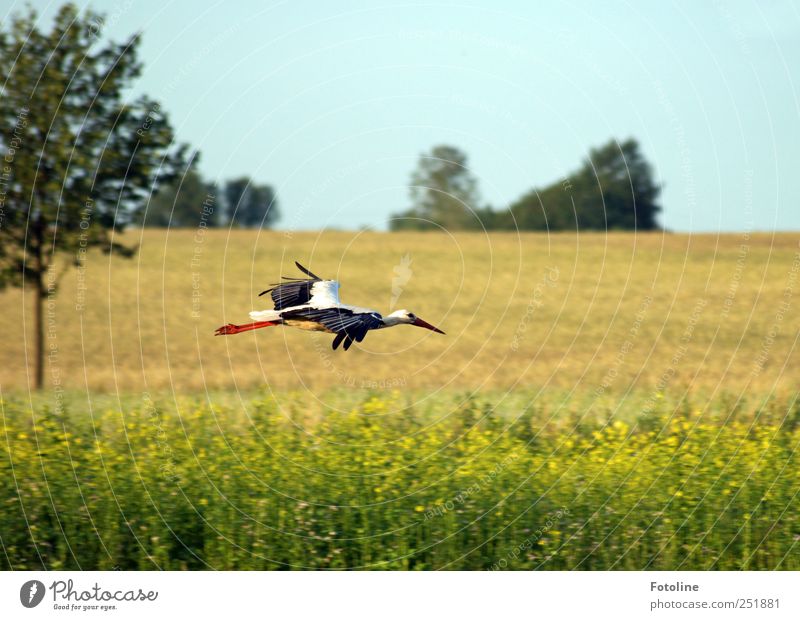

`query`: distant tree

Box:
[0,4,186,389]
[391,145,484,231]
[223,176,279,228]
[143,154,216,227]
[507,138,661,231]
[583,138,661,230]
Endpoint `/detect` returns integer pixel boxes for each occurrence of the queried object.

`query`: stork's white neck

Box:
[382,310,414,327]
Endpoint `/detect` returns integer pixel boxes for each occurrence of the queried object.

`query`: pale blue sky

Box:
[10,0,800,231]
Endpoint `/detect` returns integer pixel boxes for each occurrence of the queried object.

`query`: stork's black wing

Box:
[259,262,322,310]
[283,307,383,351]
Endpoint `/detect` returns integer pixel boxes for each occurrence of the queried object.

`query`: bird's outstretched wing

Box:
[283,307,383,350]
[259,262,339,309]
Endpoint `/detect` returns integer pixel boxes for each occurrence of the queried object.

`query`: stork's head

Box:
[384,309,445,334]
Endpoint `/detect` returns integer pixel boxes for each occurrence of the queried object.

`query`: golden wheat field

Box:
[1,229,798,395]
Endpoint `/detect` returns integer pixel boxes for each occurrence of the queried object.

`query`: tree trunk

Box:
[34,275,44,390]
[33,210,45,391]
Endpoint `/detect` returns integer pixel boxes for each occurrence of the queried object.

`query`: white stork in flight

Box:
[215,262,445,350]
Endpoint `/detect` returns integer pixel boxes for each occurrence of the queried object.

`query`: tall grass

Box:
[3,391,799,570]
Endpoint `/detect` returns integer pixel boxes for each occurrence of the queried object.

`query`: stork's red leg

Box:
[215,321,277,336]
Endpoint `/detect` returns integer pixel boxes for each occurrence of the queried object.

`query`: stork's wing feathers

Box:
[294,262,321,279]
[284,307,383,351]
[261,279,316,309]
[259,262,339,310]
[332,332,347,350]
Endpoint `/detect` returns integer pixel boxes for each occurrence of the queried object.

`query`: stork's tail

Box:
[249,309,282,321]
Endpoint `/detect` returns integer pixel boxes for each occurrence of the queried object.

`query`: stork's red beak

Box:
[412,317,445,334]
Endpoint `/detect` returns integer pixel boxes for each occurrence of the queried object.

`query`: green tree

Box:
[507,138,661,231]
[391,145,484,231]
[223,176,279,228]
[582,138,661,230]
[0,4,186,388]
[143,154,216,227]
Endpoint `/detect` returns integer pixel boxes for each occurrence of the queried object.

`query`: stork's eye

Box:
[408,313,416,320]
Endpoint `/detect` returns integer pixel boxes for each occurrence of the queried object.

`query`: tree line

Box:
[392,139,661,232]
[137,134,662,234]
[140,153,278,229]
